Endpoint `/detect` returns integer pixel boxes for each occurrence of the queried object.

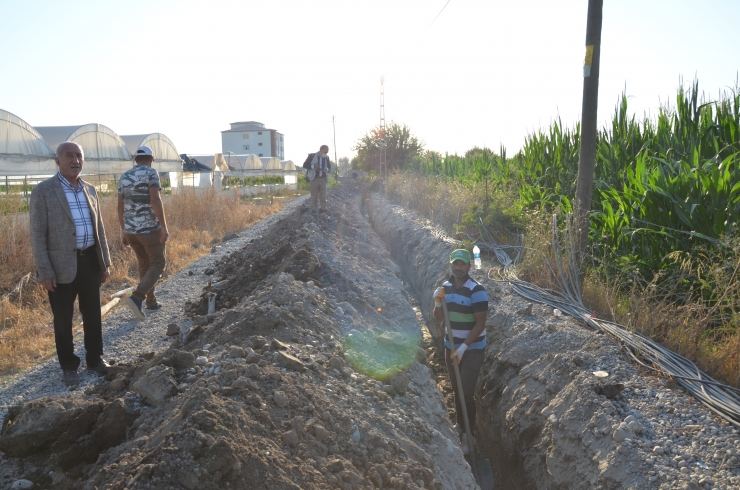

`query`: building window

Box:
[259,153,263,157]
[258,131,262,135]
[243,145,249,151]
[242,133,249,139]
[258,142,263,146]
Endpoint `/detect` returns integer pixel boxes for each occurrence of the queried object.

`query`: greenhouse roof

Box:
[0,108,57,175]
[35,123,133,173]
[120,133,183,172]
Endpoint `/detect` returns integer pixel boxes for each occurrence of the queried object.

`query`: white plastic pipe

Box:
[110,287,134,299]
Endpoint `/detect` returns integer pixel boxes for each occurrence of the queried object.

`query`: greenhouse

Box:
[281,160,298,184]
[222,153,263,172]
[35,123,133,174]
[120,133,183,172]
[260,157,283,174]
[0,108,56,175]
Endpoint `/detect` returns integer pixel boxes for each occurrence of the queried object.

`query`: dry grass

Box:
[385,172,484,237]
[386,173,740,389]
[0,188,283,377]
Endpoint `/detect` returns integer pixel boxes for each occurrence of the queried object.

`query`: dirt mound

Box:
[0,182,478,490]
[366,193,740,490]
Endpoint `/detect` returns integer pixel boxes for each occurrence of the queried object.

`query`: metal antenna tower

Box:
[379,75,387,181]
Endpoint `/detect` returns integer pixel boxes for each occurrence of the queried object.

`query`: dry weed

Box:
[387,172,739,389]
[0,188,283,376]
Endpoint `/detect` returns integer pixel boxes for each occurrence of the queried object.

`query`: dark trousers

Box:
[47,251,103,371]
[125,232,166,306]
[445,347,485,434]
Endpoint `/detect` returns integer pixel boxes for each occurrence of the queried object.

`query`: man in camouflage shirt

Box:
[117,145,169,319]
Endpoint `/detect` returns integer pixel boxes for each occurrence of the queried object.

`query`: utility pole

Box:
[379,76,387,182]
[332,115,338,177]
[574,0,603,262]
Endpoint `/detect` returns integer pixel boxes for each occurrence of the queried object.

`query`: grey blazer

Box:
[29,175,111,284]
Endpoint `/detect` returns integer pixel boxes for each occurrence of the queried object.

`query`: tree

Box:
[352,122,424,172]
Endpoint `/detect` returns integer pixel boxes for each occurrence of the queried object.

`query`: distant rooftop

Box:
[223,121,278,133]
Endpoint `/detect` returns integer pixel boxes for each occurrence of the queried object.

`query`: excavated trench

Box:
[1,180,737,490]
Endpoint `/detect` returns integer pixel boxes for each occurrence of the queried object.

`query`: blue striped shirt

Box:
[58,173,95,250]
[443,275,489,350]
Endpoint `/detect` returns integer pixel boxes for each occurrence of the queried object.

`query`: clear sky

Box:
[1,0,737,163]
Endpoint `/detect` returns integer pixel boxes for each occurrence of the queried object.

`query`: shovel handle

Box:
[441,300,478,467]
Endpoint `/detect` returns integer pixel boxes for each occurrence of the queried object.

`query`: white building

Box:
[221,121,284,159]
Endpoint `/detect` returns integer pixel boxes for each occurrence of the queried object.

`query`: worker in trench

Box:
[432,249,489,453]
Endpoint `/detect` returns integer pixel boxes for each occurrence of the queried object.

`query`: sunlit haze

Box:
[1,0,737,162]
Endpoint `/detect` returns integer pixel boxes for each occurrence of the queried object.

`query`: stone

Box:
[11,480,34,489]
[613,425,633,443]
[132,365,178,407]
[313,424,331,442]
[376,331,407,348]
[245,353,262,364]
[326,459,344,472]
[176,468,199,490]
[382,385,397,396]
[516,303,533,316]
[338,302,357,316]
[273,391,289,408]
[245,364,261,378]
[166,323,180,336]
[282,429,300,447]
[596,383,625,399]
[350,427,361,443]
[110,378,126,392]
[277,351,306,372]
[391,373,410,395]
[229,346,246,359]
[163,350,196,370]
[329,356,344,370]
[272,339,290,350]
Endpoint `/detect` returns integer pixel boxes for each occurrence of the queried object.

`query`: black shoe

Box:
[87,360,111,375]
[145,303,162,310]
[62,369,81,386]
[125,296,146,320]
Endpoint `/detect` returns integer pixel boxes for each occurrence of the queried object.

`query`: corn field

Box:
[406,80,740,278]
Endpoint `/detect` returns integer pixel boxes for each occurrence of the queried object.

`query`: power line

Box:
[430,0,452,26]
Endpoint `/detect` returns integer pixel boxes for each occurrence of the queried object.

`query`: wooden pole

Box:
[575,0,603,262]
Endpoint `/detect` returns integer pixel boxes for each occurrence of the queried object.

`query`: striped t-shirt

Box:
[443,275,489,350]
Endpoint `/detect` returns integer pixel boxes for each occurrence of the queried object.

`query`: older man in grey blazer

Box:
[29,141,112,386]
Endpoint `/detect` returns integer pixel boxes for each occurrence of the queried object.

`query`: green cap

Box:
[450,249,471,263]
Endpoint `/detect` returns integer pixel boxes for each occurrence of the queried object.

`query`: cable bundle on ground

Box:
[475,215,740,428]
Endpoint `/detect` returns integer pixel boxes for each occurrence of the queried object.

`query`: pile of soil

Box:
[0,182,478,490]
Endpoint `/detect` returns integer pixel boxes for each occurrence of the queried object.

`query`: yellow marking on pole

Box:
[584,45,594,66]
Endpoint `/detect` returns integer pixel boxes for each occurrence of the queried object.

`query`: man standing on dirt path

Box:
[432,249,489,448]
[303,144,331,212]
[117,146,169,320]
[29,141,112,387]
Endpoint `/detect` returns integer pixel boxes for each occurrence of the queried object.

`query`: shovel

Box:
[442,300,495,490]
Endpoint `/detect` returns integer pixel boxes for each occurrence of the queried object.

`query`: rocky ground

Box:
[367,192,740,490]
[0,184,477,490]
[0,180,738,490]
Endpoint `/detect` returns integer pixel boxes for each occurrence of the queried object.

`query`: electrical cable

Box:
[473,215,740,428]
